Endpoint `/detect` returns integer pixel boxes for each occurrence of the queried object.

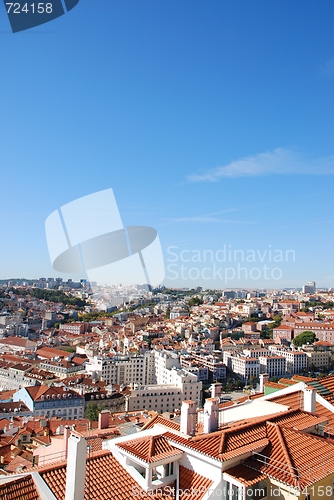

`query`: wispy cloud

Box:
[187,148,334,183]
[162,208,257,224]
[165,217,257,223]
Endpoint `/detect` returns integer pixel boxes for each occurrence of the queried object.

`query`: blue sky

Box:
[1,0,333,289]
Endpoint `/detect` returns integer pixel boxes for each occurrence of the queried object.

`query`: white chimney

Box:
[203,398,219,434]
[303,388,316,413]
[180,400,196,436]
[63,426,71,459]
[65,432,87,500]
[259,373,269,393]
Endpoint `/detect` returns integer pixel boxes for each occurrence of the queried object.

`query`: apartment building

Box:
[154,350,181,383]
[269,346,307,374]
[223,351,260,381]
[182,352,226,381]
[258,355,286,377]
[0,360,54,391]
[126,369,201,412]
[299,344,332,370]
[85,351,155,386]
[39,359,86,379]
[302,280,316,294]
[59,322,88,335]
[180,363,209,382]
[242,347,269,358]
[294,322,334,343]
[273,324,293,343]
[13,385,85,419]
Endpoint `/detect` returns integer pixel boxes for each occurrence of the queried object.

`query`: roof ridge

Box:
[218,432,226,455]
[141,413,159,430]
[267,422,299,488]
[148,435,155,458]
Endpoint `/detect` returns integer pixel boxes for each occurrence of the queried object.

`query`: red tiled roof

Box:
[224,464,267,487]
[270,390,334,431]
[0,475,40,499]
[117,434,182,463]
[277,378,298,386]
[141,414,180,432]
[179,466,213,500]
[40,450,175,500]
[252,422,334,488]
[164,407,330,462]
[25,385,79,402]
[5,455,33,473]
[164,421,269,461]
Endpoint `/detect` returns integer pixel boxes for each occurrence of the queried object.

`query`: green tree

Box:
[188,297,203,307]
[84,402,104,421]
[292,330,317,347]
[249,376,258,388]
[65,347,76,353]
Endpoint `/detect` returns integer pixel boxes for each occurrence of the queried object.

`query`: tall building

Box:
[302,280,316,294]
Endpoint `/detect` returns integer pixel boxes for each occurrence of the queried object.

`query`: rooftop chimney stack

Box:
[211,383,222,399]
[98,409,110,430]
[63,426,71,459]
[304,388,316,413]
[180,400,196,436]
[259,373,269,393]
[203,398,219,434]
[65,432,87,500]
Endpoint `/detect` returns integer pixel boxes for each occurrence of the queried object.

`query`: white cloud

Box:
[187,148,334,182]
[164,216,256,223]
[162,208,258,224]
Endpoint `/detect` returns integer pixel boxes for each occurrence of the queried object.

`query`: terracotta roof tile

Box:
[0,475,40,500]
[117,434,182,463]
[40,451,176,500]
[164,422,269,461]
[141,414,180,432]
[179,466,213,500]
[224,464,267,487]
[249,422,334,489]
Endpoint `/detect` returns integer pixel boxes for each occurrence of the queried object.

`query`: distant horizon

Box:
[1,277,330,293]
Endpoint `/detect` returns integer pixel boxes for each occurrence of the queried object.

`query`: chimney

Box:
[211,383,222,399]
[303,388,316,413]
[65,432,87,500]
[259,373,269,393]
[180,400,196,436]
[203,398,219,434]
[63,426,71,458]
[98,410,110,430]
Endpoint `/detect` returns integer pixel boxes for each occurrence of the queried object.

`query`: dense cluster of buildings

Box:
[0,280,334,498]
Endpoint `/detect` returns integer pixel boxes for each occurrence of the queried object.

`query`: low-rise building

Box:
[273,324,293,343]
[13,385,85,419]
